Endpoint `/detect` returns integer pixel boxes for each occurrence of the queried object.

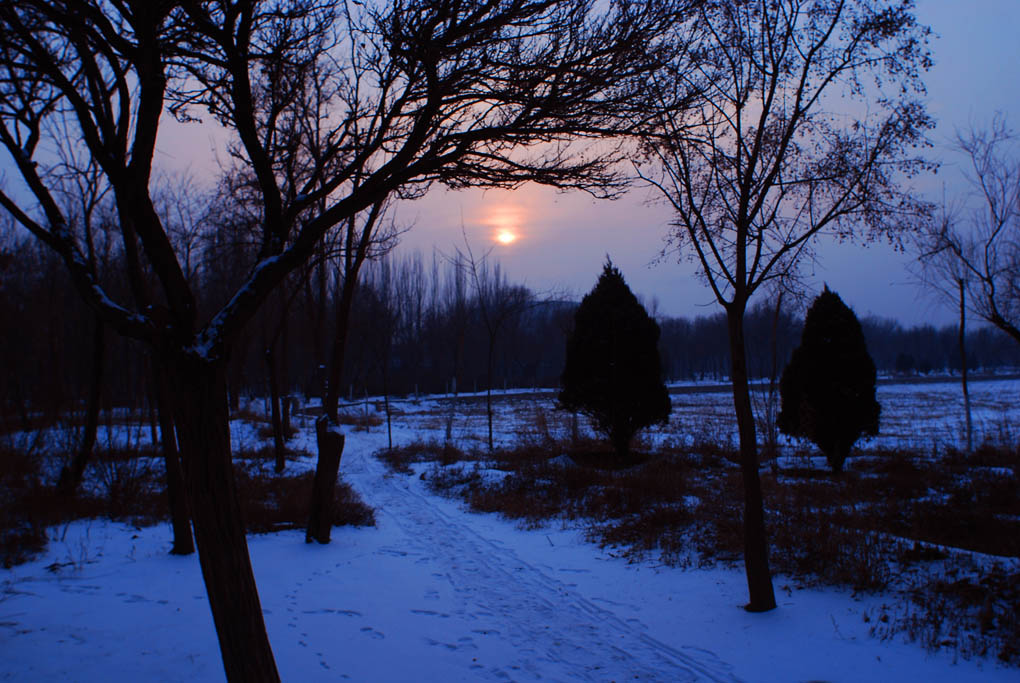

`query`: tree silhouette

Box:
[925,120,1020,347]
[0,2,692,678]
[559,260,671,459]
[639,0,933,612]
[779,287,880,473]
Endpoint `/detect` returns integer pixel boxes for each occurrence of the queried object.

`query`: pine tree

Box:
[559,259,671,458]
[778,287,880,473]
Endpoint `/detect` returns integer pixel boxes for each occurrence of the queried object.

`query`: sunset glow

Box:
[478,202,527,246]
[495,229,517,245]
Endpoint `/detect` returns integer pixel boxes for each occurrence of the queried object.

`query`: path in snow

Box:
[332,441,738,682]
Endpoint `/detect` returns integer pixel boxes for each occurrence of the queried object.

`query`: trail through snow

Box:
[338,441,737,681]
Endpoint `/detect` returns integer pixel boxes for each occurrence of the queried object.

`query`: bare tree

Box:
[639,0,934,612]
[914,199,975,450]
[50,153,110,497]
[925,120,1020,346]
[455,234,533,451]
[307,196,399,543]
[0,1,693,679]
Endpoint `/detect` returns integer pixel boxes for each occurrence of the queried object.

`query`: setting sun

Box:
[495,230,517,245]
[477,201,527,247]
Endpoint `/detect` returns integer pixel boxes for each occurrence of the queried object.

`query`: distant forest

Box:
[3,239,1019,421]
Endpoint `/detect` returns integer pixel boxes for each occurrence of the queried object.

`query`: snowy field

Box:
[1,377,1018,681]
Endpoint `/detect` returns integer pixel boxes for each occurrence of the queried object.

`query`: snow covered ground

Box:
[1,378,1018,681]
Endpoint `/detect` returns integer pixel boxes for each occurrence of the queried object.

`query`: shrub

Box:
[558,259,671,458]
[233,464,375,532]
[0,446,49,567]
[778,286,880,472]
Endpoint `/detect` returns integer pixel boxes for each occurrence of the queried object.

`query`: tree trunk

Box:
[280,319,292,436]
[282,394,292,436]
[611,428,630,460]
[57,316,105,496]
[147,380,159,448]
[228,379,241,413]
[309,276,356,543]
[265,345,286,473]
[152,363,195,556]
[166,353,280,682]
[725,304,777,613]
[307,416,344,544]
[227,335,249,414]
[828,444,846,475]
[486,340,495,452]
[765,291,784,468]
[383,355,393,452]
[959,279,973,453]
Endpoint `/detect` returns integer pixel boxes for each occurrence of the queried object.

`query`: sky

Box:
[381,0,1020,326]
[9,1,1019,327]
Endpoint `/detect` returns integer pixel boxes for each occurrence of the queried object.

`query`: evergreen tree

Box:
[778,287,880,473]
[559,259,671,458]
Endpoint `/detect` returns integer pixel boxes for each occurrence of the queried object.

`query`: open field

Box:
[389,374,1020,455]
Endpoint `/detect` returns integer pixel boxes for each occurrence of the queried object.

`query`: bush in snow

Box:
[778,286,880,473]
[558,259,671,458]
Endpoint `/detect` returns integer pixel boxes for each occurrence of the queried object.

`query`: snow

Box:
[2,378,1018,681]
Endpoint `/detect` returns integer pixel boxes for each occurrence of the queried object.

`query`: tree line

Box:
[5,224,1018,434]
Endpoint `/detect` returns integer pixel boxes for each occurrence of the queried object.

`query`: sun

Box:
[495,229,517,245]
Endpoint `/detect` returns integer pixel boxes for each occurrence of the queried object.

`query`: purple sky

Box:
[384,1,1020,326]
[9,2,1016,327]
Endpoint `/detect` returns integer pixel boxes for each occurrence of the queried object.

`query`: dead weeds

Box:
[0,442,375,568]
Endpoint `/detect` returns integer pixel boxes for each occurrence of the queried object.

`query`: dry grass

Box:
[378,439,469,474]
[337,411,384,431]
[1,445,52,568]
[0,442,375,568]
[0,444,164,568]
[869,563,1020,664]
[256,423,299,441]
[233,461,375,533]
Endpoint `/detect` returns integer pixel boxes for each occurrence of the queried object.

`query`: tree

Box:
[778,287,879,473]
[308,196,396,543]
[638,0,933,612]
[456,234,534,452]
[915,120,1020,453]
[50,154,109,498]
[559,259,671,458]
[913,200,974,449]
[0,1,693,679]
[921,119,1020,347]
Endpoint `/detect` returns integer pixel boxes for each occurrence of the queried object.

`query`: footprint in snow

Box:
[410,609,450,618]
[301,608,361,617]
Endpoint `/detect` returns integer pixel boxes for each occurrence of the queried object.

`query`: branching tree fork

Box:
[0,1,694,679]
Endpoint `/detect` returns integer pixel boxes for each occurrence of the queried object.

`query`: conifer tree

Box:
[778,287,880,473]
[559,259,671,458]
